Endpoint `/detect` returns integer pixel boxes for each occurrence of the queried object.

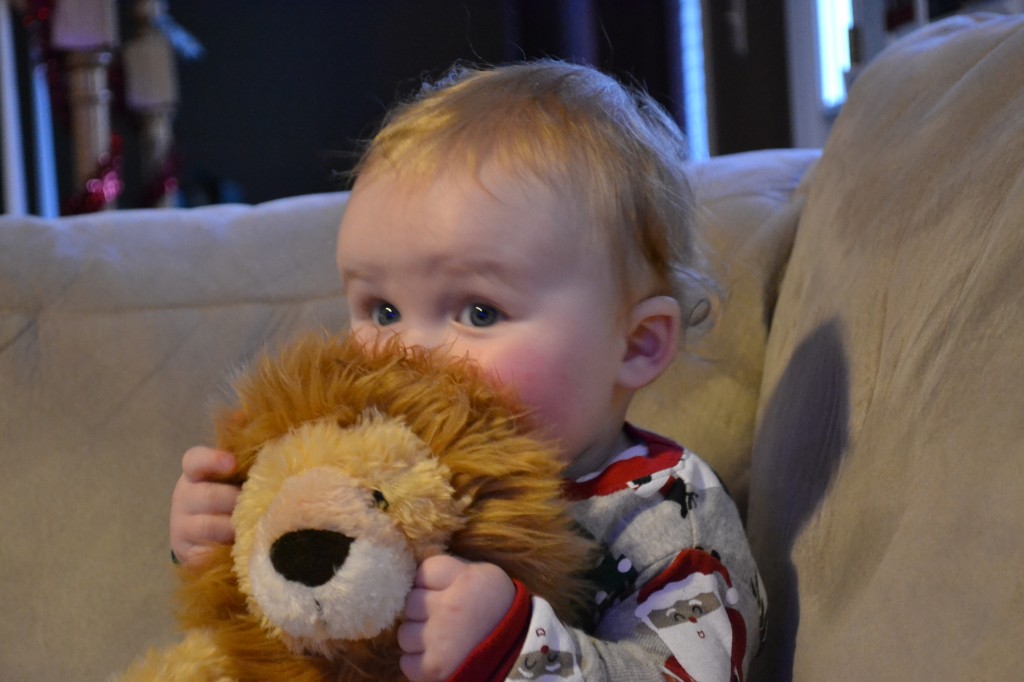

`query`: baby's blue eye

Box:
[460,303,501,328]
[373,302,401,326]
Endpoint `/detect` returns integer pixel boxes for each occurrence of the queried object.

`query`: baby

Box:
[171,60,764,682]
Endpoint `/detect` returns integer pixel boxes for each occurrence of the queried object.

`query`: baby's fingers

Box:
[181,446,236,482]
[174,514,235,566]
[194,481,240,515]
[399,652,429,682]
[186,512,236,546]
[402,586,430,622]
[396,618,426,655]
[399,618,443,682]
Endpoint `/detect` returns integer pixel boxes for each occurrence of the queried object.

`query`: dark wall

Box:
[170,0,509,204]
[164,0,788,205]
[704,0,791,155]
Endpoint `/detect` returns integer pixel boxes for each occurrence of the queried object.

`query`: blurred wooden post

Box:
[52,0,119,209]
[65,50,113,190]
[124,0,179,207]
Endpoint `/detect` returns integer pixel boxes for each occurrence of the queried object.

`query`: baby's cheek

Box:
[349,322,395,347]
[487,353,572,427]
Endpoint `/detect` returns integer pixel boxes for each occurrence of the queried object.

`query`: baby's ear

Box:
[617,295,680,390]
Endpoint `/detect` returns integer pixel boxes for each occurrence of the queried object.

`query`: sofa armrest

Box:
[747,14,1024,681]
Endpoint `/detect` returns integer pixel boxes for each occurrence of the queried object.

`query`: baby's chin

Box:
[560,429,631,480]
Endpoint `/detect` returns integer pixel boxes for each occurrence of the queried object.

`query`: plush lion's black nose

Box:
[270,529,353,587]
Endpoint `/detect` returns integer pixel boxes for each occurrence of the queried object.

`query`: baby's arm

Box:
[422,548,752,682]
[409,441,765,681]
[394,555,695,682]
[397,555,517,682]
[169,446,240,567]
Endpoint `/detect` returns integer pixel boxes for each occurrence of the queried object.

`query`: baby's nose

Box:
[400,325,453,353]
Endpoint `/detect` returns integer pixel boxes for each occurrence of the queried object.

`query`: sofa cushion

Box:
[0,194,347,680]
[746,14,1024,680]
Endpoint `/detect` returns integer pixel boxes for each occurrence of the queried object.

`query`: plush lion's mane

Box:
[176,334,597,681]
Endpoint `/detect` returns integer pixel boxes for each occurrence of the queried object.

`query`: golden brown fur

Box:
[121,334,597,681]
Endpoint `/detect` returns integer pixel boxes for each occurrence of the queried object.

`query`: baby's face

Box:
[336,165,632,476]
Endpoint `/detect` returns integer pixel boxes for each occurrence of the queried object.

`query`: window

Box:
[817,0,854,109]
[680,0,710,160]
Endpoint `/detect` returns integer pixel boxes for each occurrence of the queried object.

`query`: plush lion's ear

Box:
[214,407,249,440]
[224,408,249,428]
[213,408,255,483]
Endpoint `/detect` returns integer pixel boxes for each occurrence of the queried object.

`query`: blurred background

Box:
[2,0,1020,214]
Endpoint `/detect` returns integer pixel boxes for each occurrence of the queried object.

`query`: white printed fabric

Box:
[450,426,766,682]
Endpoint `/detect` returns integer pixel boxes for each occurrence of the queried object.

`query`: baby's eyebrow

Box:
[441,256,521,284]
[337,263,382,284]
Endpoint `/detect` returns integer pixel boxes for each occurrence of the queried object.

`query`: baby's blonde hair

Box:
[355,60,710,325]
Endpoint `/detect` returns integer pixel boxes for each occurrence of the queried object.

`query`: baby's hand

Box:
[397,554,516,682]
[169,446,240,567]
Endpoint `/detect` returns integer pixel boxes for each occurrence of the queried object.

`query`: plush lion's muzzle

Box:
[231,416,464,658]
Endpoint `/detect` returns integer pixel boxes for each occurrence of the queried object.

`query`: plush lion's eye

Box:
[372,489,389,511]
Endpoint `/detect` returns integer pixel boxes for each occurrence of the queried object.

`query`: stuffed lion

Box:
[121,334,597,681]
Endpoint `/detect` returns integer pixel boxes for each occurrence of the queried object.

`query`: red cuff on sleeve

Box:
[446,579,532,682]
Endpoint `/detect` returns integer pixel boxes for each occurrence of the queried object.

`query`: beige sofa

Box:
[2,13,1022,680]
